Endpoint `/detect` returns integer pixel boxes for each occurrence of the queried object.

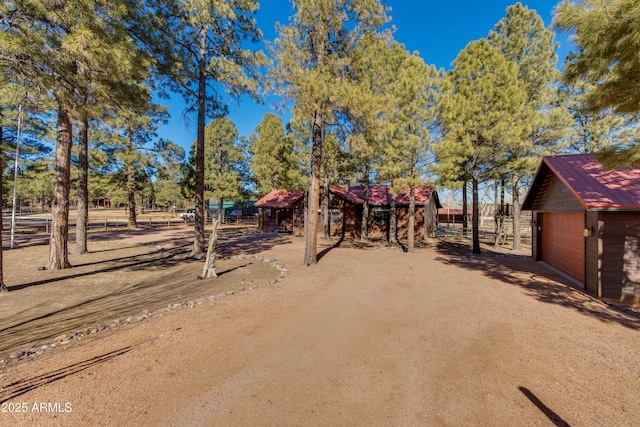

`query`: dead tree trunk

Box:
[202,219,221,279]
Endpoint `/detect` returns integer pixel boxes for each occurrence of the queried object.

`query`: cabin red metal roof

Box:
[255,189,304,208]
[522,154,640,210]
[329,184,440,207]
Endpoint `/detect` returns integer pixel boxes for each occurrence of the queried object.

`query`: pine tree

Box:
[346,36,399,242]
[488,2,567,250]
[554,0,640,166]
[378,48,440,252]
[149,0,265,254]
[1,0,154,269]
[248,113,307,194]
[270,0,389,265]
[437,39,525,254]
[184,117,246,223]
[560,73,639,154]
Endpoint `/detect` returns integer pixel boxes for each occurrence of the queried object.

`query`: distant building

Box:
[255,185,441,242]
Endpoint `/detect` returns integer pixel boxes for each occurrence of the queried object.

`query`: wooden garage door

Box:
[540,212,585,283]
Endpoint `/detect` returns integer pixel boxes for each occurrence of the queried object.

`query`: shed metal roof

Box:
[255,189,304,208]
[522,154,640,210]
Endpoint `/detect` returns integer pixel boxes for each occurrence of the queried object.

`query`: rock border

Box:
[0,255,288,366]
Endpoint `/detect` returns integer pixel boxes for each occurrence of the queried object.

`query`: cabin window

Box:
[373,209,389,224]
[329,209,340,224]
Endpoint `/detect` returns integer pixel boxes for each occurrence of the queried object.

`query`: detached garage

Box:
[522,154,640,306]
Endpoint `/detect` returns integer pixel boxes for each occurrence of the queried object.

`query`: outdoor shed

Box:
[522,154,640,306]
[327,184,441,241]
[255,189,304,233]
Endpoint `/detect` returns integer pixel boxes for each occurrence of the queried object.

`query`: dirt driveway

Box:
[1,226,639,426]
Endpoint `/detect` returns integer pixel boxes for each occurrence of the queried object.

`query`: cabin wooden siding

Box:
[327,197,360,238]
[258,200,305,233]
[425,199,438,238]
[324,185,440,243]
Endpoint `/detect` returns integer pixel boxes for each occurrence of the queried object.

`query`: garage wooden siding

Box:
[601,212,640,304]
[540,212,585,283]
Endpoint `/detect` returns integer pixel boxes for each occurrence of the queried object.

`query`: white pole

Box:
[10,104,23,249]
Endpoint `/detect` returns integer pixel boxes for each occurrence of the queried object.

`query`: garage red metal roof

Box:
[524,154,640,210]
[255,189,304,208]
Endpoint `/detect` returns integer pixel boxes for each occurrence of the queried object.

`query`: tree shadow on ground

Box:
[0,226,285,359]
[0,344,144,403]
[433,239,640,331]
[317,237,344,262]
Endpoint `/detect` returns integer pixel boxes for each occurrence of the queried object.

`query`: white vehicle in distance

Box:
[179,211,195,220]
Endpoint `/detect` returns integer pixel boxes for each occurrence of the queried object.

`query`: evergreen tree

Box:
[488,2,567,250]
[149,0,265,254]
[560,73,639,154]
[436,39,525,254]
[554,0,640,165]
[270,0,389,265]
[1,0,153,269]
[248,113,307,194]
[378,48,440,252]
[185,117,246,223]
[154,139,186,210]
[346,36,400,242]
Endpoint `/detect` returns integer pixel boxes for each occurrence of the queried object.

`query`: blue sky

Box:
[156,0,573,154]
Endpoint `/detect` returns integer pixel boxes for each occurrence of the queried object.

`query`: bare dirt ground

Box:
[1,221,640,426]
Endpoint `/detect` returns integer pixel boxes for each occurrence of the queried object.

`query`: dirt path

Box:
[1,230,640,426]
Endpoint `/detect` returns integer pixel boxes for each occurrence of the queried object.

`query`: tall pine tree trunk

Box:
[472,163,481,255]
[323,173,330,239]
[407,185,415,253]
[462,180,468,233]
[48,103,73,270]
[304,104,322,266]
[75,112,89,255]
[500,178,506,214]
[512,174,521,251]
[126,127,137,228]
[0,116,6,291]
[193,31,207,255]
[360,164,370,242]
[218,198,224,223]
[127,171,137,226]
[389,195,398,246]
